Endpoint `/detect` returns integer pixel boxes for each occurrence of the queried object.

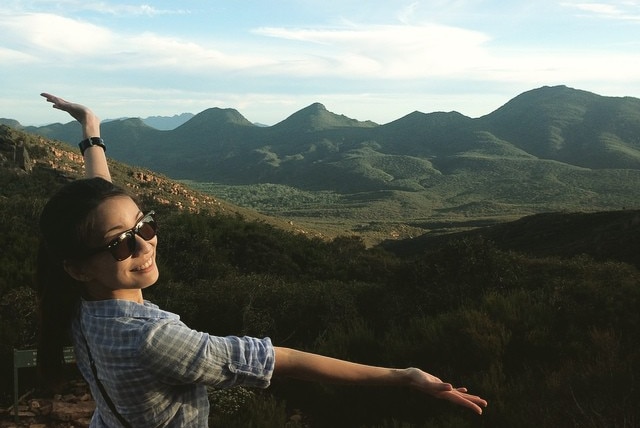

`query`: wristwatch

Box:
[78,137,106,156]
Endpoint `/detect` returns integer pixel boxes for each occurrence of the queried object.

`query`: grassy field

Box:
[181,155,640,245]
[182,180,541,244]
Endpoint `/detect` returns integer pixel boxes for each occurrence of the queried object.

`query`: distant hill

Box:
[10,85,640,238]
[483,85,640,168]
[102,113,195,130]
[0,118,21,128]
[141,112,194,130]
[270,102,378,132]
[381,209,640,269]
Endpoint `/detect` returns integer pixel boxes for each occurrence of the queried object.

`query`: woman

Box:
[37,93,487,427]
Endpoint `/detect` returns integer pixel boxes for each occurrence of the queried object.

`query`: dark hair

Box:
[36,177,130,386]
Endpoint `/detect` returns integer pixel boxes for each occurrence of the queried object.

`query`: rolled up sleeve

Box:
[139,320,275,389]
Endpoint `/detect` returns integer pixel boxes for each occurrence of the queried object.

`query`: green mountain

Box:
[484,85,640,168]
[16,85,640,239]
[141,112,194,130]
[271,102,378,132]
[0,118,21,128]
[23,85,640,176]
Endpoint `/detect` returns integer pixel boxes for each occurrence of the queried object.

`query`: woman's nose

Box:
[133,234,155,255]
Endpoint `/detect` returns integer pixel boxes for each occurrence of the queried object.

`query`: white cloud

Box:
[0,13,113,57]
[563,1,640,20]
[1,11,494,78]
[254,23,492,78]
[1,1,190,16]
[574,2,623,15]
[397,2,421,24]
[0,46,34,63]
[119,33,274,71]
[80,2,189,16]
[473,47,640,91]
[0,12,272,71]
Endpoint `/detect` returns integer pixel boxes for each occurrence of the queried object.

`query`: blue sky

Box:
[1,0,639,126]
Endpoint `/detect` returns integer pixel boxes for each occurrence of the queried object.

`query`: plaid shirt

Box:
[71,299,275,428]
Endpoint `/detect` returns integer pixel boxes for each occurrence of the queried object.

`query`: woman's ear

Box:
[63,260,91,282]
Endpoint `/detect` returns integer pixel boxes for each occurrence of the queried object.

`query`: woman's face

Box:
[78,196,159,301]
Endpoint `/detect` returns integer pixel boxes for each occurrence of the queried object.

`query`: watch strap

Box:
[78,137,106,156]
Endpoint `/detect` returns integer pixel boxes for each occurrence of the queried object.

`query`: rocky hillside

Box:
[0,125,321,239]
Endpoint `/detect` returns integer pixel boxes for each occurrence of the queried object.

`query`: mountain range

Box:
[6,85,640,234]
[104,112,195,130]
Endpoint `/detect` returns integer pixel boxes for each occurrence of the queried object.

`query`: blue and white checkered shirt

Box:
[71,299,275,427]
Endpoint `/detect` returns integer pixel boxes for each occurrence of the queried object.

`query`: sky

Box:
[1,0,640,126]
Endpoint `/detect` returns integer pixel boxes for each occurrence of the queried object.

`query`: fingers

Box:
[40,92,95,124]
[439,390,488,415]
[41,92,59,103]
[437,383,453,392]
[40,93,66,109]
[404,368,488,415]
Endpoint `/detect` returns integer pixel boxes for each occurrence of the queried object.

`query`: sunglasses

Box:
[87,211,157,261]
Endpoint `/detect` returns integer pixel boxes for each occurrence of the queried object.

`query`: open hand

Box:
[406,367,488,415]
[40,93,98,125]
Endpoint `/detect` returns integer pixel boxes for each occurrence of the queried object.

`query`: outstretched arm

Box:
[40,93,111,182]
[273,347,487,415]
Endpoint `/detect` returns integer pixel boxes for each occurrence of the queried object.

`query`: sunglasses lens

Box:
[110,234,136,261]
[138,221,157,240]
[108,216,157,261]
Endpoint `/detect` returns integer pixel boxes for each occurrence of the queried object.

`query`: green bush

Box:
[208,387,300,427]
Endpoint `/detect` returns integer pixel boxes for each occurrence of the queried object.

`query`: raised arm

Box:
[41,93,111,182]
[273,347,487,415]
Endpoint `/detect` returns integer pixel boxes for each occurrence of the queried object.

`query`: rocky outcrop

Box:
[0,380,94,428]
[0,125,33,173]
